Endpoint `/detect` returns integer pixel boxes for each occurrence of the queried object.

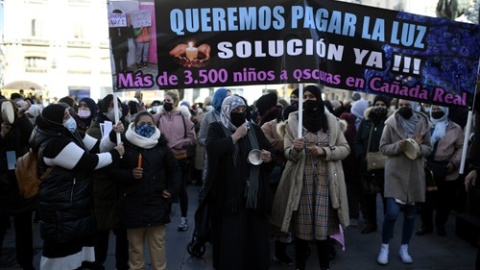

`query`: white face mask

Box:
[77,108,91,119]
[104,109,122,122]
[151,105,160,114]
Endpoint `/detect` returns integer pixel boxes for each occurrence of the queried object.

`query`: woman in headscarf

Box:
[416,105,463,237]
[351,99,369,131]
[205,95,274,270]
[86,94,129,270]
[197,88,231,200]
[74,97,98,135]
[30,103,124,270]
[270,85,350,270]
[102,111,182,270]
[377,99,432,265]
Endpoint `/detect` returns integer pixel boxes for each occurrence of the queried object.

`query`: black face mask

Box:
[230,112,246,127]
[290,100,299,108]
[398,107,413,119]
[372,107,387,116]
[303,100,318,113]
[370,107,388,124]
[431,111,445,119]
[163,102,173,112]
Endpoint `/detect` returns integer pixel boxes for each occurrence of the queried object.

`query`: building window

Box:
[25,56,47,72]
[31,19,43,37]
[73,22,84,39]
[68,56,91,74]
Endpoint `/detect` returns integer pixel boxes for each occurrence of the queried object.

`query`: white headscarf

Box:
[220,95,246,131]
[430,106,449,145]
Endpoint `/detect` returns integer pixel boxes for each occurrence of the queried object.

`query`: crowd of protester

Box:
[0,85,478,270]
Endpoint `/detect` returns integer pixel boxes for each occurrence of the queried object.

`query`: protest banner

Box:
[109,0,480,108]
[131,9,152,28]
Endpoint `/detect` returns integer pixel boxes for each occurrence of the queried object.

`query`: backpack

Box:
[14,149,53,199]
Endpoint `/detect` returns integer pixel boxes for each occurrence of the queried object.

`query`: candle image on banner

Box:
[185,41,198,61]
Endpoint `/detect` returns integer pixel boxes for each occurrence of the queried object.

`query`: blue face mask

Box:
[63,117,77,133]
[135,124,155,138]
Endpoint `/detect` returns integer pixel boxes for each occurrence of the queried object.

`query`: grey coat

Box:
[380,111,432,203]
[270,110,350,232]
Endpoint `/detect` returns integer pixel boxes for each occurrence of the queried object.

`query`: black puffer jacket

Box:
[109,134,181,229]
[30,126,120,243]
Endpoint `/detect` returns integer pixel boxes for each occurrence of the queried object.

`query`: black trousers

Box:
[93,229,129,270]
[419,177,457,230]
[176,157,190,217]
[0,210,34,269]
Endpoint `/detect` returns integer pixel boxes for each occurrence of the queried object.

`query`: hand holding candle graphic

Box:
[169,41,211,67]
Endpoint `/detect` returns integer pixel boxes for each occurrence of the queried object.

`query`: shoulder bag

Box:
[365,125,387,172]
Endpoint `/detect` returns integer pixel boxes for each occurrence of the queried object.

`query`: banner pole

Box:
[459,61,479,174]
[112,91,122,145]
[297,82,303,138]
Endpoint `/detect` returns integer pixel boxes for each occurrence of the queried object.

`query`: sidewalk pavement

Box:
[0,185,476,270]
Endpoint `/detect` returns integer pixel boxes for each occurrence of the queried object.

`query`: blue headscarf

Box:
[212,88,230,115]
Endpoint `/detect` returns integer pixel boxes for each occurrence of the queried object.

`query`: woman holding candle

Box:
[102,111,182,270]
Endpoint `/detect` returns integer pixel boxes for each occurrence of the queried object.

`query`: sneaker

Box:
[398,244,413,264]
[178,217,188,231]
[136,64,142,69]
[377,244,389,265]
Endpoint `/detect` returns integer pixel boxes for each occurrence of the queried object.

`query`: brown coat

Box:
[270,110,350,232]
[380,111,432,203]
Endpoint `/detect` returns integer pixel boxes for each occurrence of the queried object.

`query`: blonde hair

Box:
[165,90,179,107]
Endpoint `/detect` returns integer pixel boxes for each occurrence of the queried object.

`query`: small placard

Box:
[6,151,16,170]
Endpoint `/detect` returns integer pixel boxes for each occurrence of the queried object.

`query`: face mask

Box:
[372,106,387,117]
[163,103,173,112]
[105,109,122,122]
[431,111,445,119]
[135,124,156,138]
[63,117,77,133]
[290,100,298,108]
[303,100,318,113]
[230,112,246,127]
[77,108,91,119]
[398,107,413,119]
[151,106,159,114]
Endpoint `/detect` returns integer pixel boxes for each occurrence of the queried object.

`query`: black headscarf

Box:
[302,85,328,133]
[36,103,67,132]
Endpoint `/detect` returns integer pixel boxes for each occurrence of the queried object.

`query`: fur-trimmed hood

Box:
[155,104,191,118]
[363,106,395,121]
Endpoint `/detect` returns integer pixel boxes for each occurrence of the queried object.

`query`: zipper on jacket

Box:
[70,178,76,203]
